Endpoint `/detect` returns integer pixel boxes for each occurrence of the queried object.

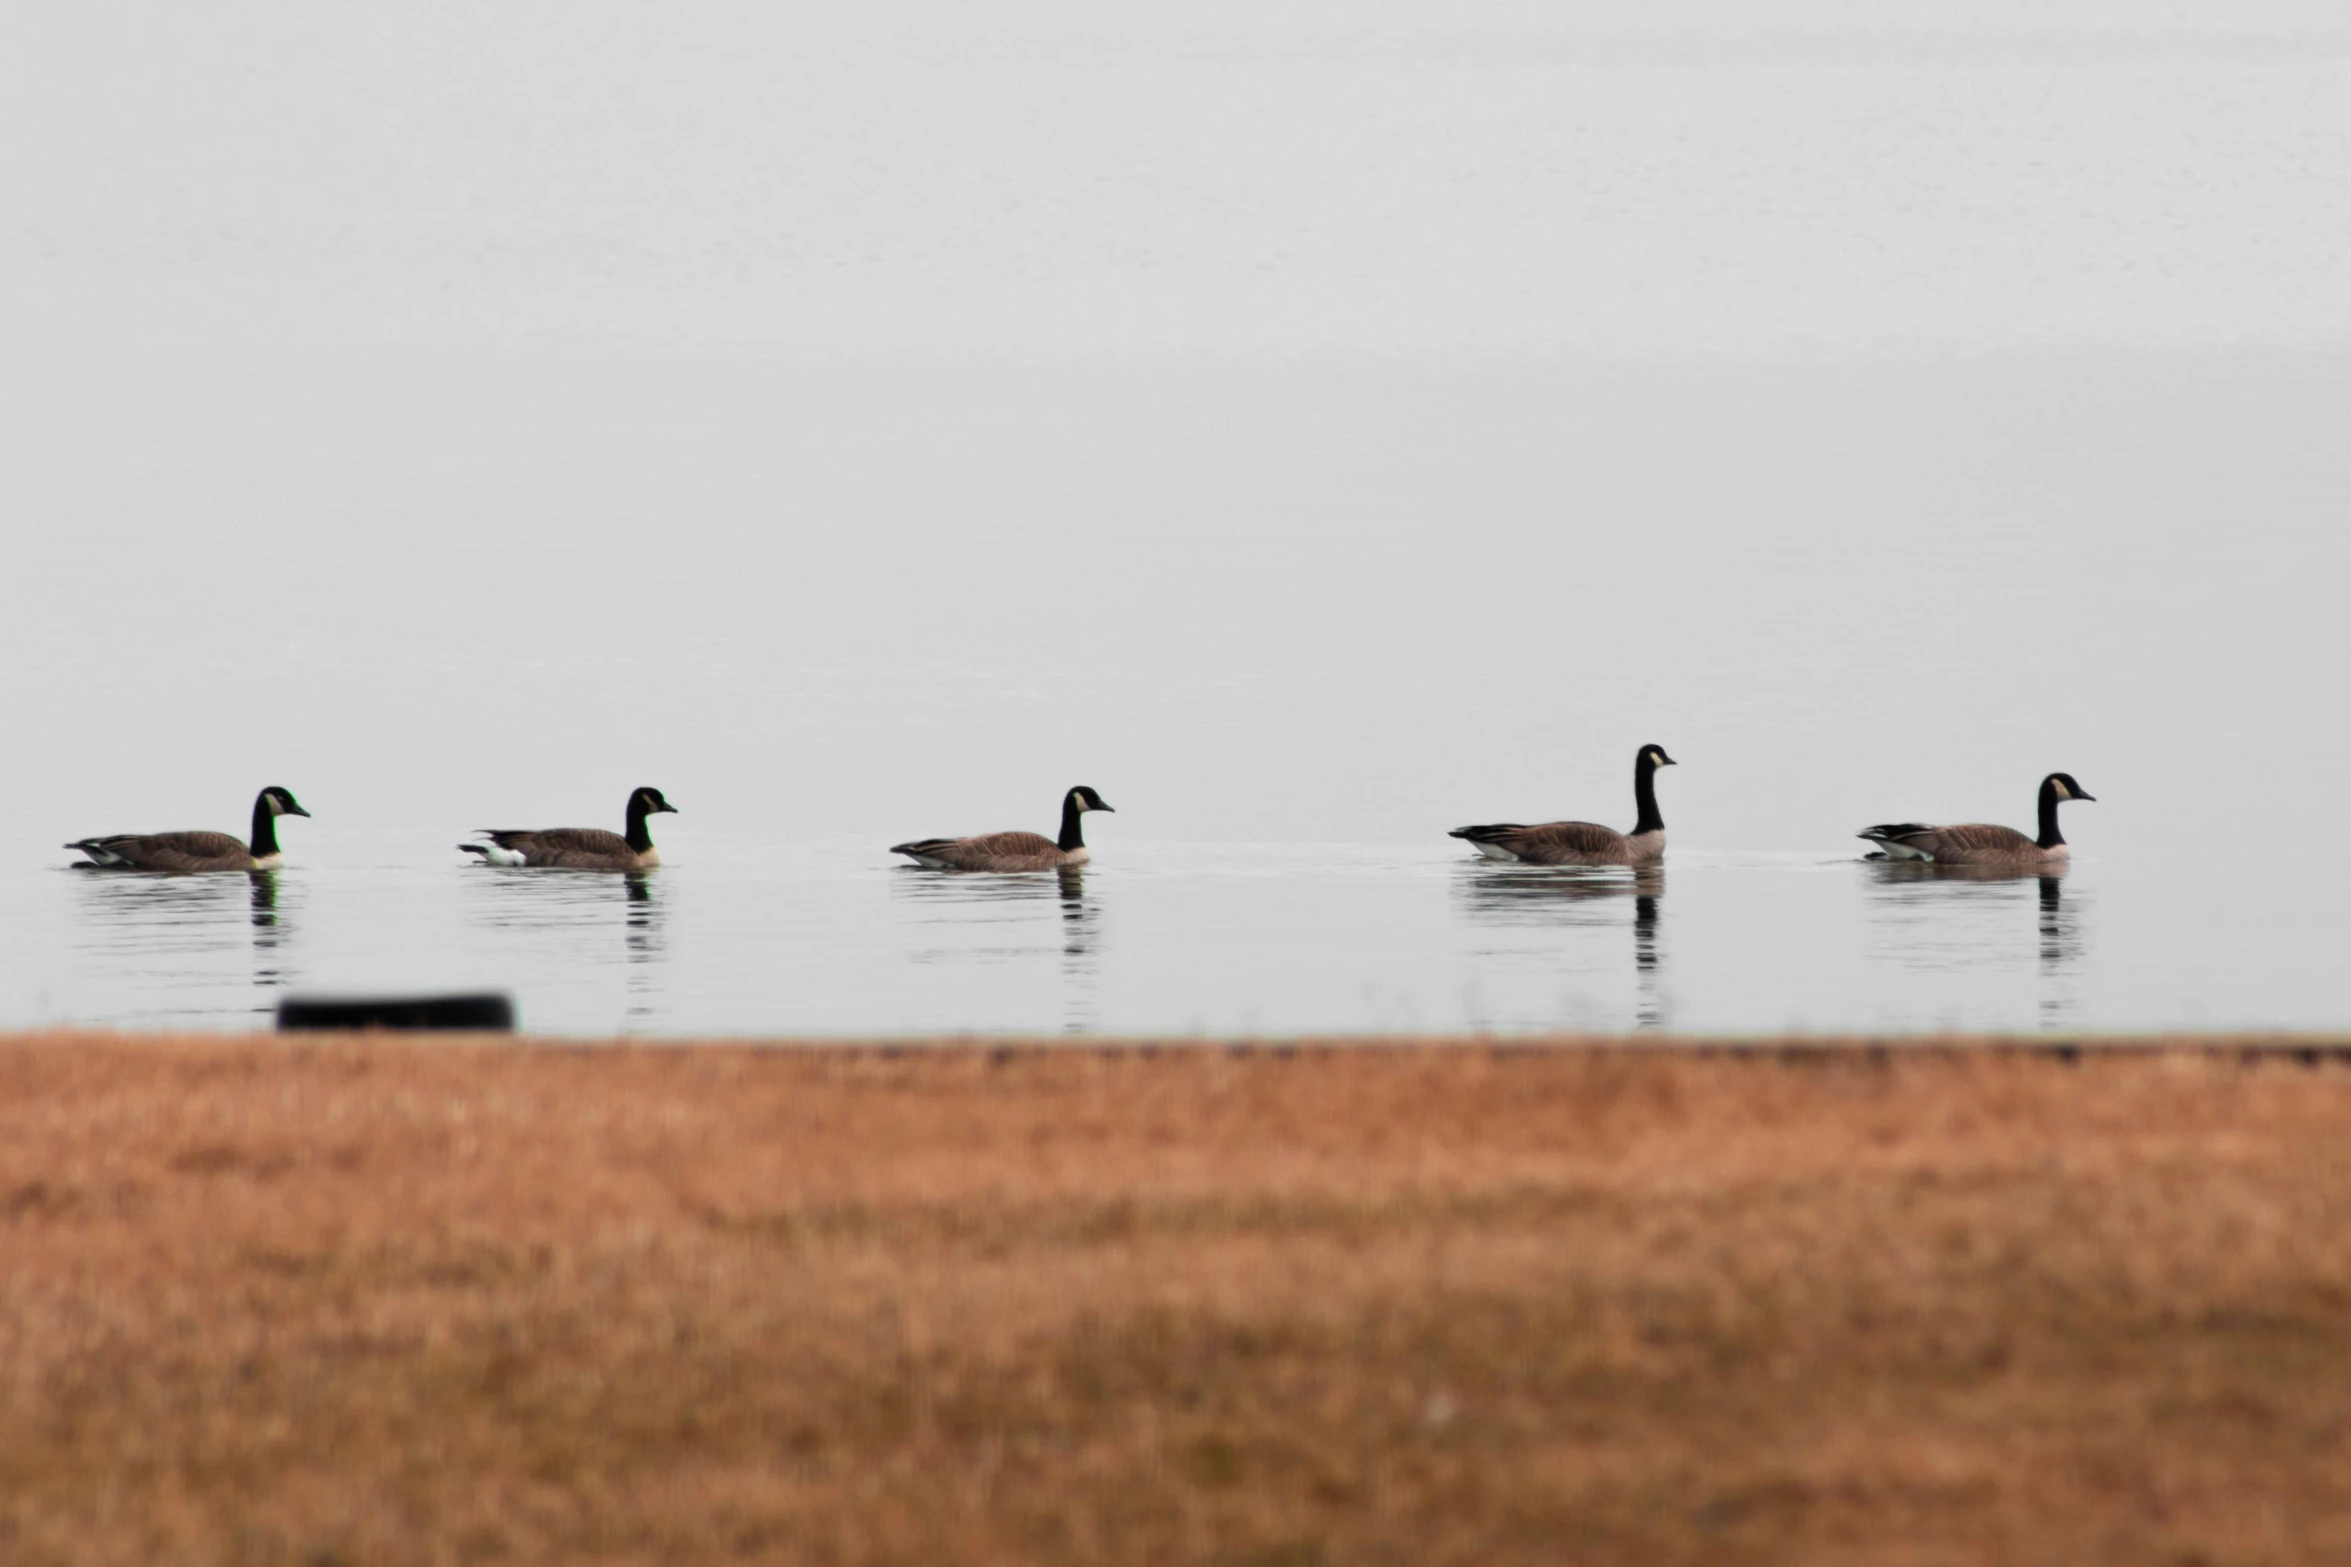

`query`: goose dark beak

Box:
[1095,802,1116,813]
[2076,792,2095,803]
[287,804,312,817]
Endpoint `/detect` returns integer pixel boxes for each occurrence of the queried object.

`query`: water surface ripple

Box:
[6,841,2334,1037]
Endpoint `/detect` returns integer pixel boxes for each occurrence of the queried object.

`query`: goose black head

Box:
[632,786,678,816]
[261,786,311,818]
[1638,745,1677,770]
[2043,773,2094,804]
[1068,786,1114,814]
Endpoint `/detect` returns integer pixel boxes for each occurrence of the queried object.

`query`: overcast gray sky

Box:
[7,1,2348,360]
[2,2,2346,854]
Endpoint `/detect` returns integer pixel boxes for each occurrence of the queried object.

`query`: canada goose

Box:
[891,786,1114,872]
[66,786,312,873]
[1449,746,1676,866]
[460,786,676,871]
[1858,772,2094,869]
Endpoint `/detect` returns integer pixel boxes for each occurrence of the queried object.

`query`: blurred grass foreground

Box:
[4,1033,2349,1565]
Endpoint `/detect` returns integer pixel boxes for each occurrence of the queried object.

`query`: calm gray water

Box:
[4,833,2346,1037]
[3,7,2347,1035]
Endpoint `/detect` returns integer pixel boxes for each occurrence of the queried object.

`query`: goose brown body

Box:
[892,787,1114,873]
[66,787,311,873]
[1450,746,1675,867]
[894,830,1070,873]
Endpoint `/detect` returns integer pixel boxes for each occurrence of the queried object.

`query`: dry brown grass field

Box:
[4,1033,2351,1566]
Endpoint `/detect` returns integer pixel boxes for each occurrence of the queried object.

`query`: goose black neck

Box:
[626,797,657,853]
[2036,780,2065,850]
[249,793,280,857]
[1632,758,1666,836]
[1057,793,1087,853]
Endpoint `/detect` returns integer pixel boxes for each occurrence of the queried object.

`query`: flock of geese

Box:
[62,748,2096,877]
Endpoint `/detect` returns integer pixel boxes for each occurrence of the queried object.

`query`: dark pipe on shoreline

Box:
[277,993,516,1032]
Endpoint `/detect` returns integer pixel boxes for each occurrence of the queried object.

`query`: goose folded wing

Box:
[1919,823,2037,856]
[921,831,1064,870]
[1498,820,1627,857]
[484,827,636,866]
[104,830,253,872]
[1448,823,1527,842]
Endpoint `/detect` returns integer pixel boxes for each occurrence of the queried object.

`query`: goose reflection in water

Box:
[1054,870,1101,1032]
[1456,864,1663,922]
[890,865,1102,1032]
[1454,865,1667,1029]
[70,867,297,1017]
[2037,875,2079,965]
[461,868,670,1028]
[1864,860,2086,1024]
[248,871,289,990]
[2035,874,2084,1024]
[622,875,667,1027]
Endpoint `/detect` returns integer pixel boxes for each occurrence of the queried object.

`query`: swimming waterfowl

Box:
[891,786,1114,872]
[460,786,676,871]
[1449,745,1676,866]
[1858,772,2093,870]
[67,786,312,873]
